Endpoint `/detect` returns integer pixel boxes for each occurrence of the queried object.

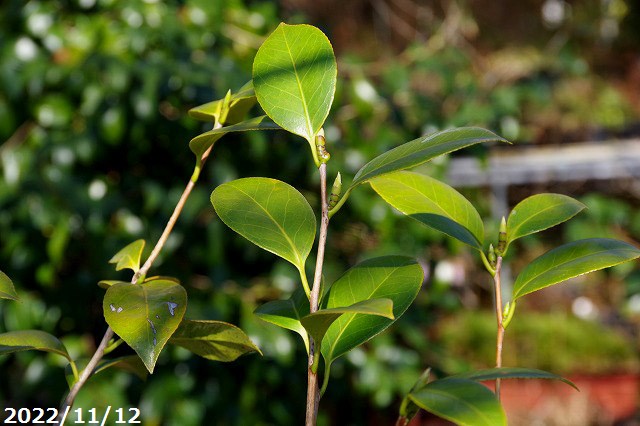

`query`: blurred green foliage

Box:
[1,0,639,424]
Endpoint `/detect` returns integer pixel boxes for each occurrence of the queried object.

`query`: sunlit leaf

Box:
[330,127,508,216]
[0,270,18,301]
[189,115,280,159]
[189,80,256,124]
[103,279,187,373]
[301,298,393,348]
[506,194,585,252]
[253,23,336,142]
[109,239,145,274]
[513,238,640,300]
[254,287,310,352]
[409,378,506,426]
[370,171,484,250]
[454,367,577,390]
[170,320,261,362]
[98,280,129,289]
[321,256,423,372]
[211,177,316,277]
[0,330,71,362]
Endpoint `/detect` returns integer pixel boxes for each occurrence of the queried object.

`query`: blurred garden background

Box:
[1,0,640,424]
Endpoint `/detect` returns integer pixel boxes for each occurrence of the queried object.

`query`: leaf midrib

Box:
[514,245,636,298]
[281,27,314,141]
[323,266,398,360]
[233,183,305,268]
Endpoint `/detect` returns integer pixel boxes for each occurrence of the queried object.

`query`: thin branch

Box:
[58,122,221,424]
[306,163,329,426]
[493,256,505,399]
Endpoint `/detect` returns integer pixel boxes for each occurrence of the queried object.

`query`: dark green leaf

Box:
[370,171,484,250]
[409,378,506,426]
[253,23,336,142]
[254,287,310,352]
[189,115,281,159]
[301,298,393,348]
[103,279,187,373]
[513,238,640,300]
[109,239,145,274]
[454,367,577,390]
[170,320,261,362]
[321,256,423,370]
[95,355,149,380]
[506,194,585,252]
[0,330,71,362]
[211,178,316,291]
[0,270,18,301]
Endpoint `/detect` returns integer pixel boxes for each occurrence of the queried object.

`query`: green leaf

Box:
[370,171,484,250]
[189,81,256,124]
[170,320,261,362]
[66,355,149,387]
[254,287,310,352]
[454,367,577,390]
[409,378,507,426]
[301,298,393,348]
[98,280,129,289]
[399,367,432,424]
[211,177,316,287]
[95,355,149,380]
[189,115,281,159]
[109,239,145,274]
[0,330,71,362]
[103,279,187,373]
[98,276,179,289]
[506,194,585,252]
[513,238,640,300]
[330,127,508,217]
[321,256,423,370]
[0,270,18,301]
[253,23,337,142]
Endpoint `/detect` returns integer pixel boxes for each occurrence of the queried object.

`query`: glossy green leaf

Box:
[0,330,71,362]
[370,171,484,250]
[254,287,310,352]
[301,298,393,348]
[98,280,129,289]
[189,81,255,124]
[170,320,261,362]
[253,23,336,143]
[409,378,506,426]
[513,238,640,300]
[0,270,18,301]
[103,279,187,373]
[399,368,432,425]
[98,276,179,289]
[506,194,585,252]
[211,177,316,275]
[321,256,423,370]
[109,239,145,273]
[454,367,577,390]
[189,115,281,159]
[330,127,508,217]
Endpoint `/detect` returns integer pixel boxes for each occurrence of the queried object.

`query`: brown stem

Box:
[306,163,329,426]
[58,122,221,424]
[493,256,504,399]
